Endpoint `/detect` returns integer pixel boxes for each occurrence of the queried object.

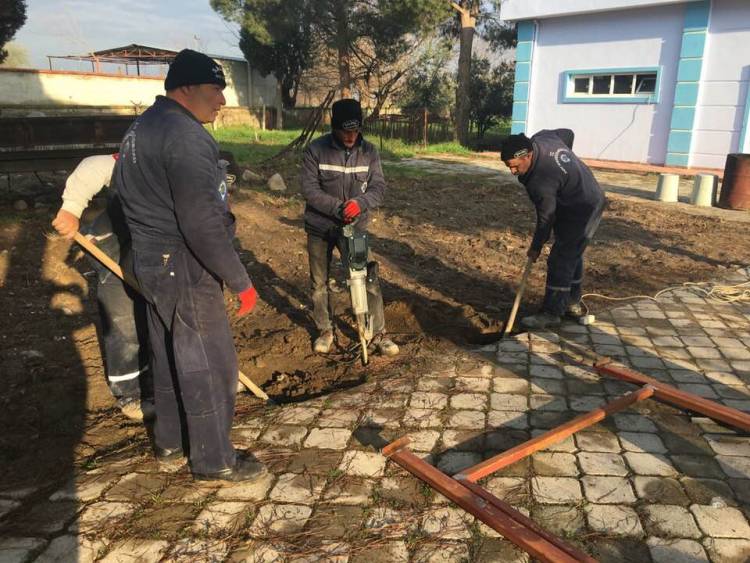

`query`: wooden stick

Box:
[73,232,270,403]
[383,442,592,563]
[455,385,655,483]
[596,360,750,433]
[503,256,534,338]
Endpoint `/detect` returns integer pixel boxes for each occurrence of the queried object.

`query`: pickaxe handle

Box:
[503,256,534,337]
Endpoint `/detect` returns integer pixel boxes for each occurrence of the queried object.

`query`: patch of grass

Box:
[211,126,301,166]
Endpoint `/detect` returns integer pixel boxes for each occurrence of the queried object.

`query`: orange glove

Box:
[342,199,361,224]
[237,286,257,317]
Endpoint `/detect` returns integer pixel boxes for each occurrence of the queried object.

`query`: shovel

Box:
[73,232,273,404]
[501,256,534,339]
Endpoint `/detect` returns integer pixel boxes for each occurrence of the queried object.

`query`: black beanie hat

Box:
[331,98,363,131]
[500,133,533,161]
[165,49,226,91]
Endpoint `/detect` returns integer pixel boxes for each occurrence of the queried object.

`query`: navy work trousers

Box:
[133,243,238,474]
[84,212,151,403]
[543,206,604,316]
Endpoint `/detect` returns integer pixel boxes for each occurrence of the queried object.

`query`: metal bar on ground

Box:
[454,385,655,483]
[382,440,592,563]
[458,479,597,563]
[595,360,750,433]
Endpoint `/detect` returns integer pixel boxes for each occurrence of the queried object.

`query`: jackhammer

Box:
[340,222,375,365]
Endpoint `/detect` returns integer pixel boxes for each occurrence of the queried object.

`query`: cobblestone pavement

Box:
[2,271,750,562]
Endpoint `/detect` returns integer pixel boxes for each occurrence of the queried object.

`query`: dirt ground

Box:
[2,157,750,490]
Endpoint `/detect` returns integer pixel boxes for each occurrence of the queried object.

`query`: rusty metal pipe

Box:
[455,385,655,483]
[595,360,750,433]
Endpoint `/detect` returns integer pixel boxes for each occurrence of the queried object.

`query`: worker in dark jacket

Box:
[113,49,266,482]
[500,129,606,329]
[301,98,398,356]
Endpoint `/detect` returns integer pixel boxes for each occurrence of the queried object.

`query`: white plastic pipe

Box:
[655,173,680,202]
[691,174,718,207]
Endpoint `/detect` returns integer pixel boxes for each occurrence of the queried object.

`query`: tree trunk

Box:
[336,5,352,97]
[453,2,476,146]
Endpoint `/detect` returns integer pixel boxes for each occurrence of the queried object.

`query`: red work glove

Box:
[342,199,361,224]
[237,286,258,317]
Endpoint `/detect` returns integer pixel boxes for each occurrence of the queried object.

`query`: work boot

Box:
[118,398,156,422]
[520,312,561,330]
[193,451,269,483]
[155,446,184,463]
[373,333,399,357]
[313,330,334,354]
[565,301,585,319]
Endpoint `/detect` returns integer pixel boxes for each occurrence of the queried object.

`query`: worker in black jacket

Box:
[301,99,399,357]
[113,49,266,482]
[500,130,606,329]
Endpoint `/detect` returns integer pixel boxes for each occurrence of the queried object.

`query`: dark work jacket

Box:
[519,129,606,252]
[300,133,386,237]
[112,96,251,293]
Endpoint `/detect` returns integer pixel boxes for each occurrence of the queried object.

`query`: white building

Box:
[502,0,750,168]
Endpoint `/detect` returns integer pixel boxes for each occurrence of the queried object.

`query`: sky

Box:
[13,0,243,69]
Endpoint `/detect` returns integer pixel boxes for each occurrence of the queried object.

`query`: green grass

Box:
[211,126,301,165]
[211,124,484,167]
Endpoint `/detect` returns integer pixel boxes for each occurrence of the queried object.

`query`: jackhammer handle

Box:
[73,232,271,404]
[504,256,534,337]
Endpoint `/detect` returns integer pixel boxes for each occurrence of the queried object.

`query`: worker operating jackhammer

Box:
[301,98,399,358]
[500,129,606,330]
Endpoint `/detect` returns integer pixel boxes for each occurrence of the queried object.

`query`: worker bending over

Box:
[500,130,606,329]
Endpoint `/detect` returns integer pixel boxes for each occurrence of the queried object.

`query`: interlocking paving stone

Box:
[410,392,448,409]
[169,539,230,562]
[437,452,482,474]
[487,410,528,429]
[105,472,169,502]
[274,407,319,425]
[1,538,47,563]
[715,455,750,479]
[194,502,252,534]
[704,434,750,457]
[421,507,473,539]
[532,452,579,477]
[0,499,20,519]
[317,409,360,428]
[100,540,169,563]
[671,455,727,480]
[490,393,528,411]
[258,424,308,446]
[618,432,668,454]
[442,429,484,450]
[585,505,644,537]
[484,477,529,505]
[640,505,701,538]
[613,413,658,433]
[268,472,325,504]
[703,538,750,563]
[338,451,387,478]
[286,449,343,475]
[402,408,443,428]
[249,504,312,535]
[322,477,374,505]
[528,365,564,379]
[455,376,490,392]
[49,472,120,502]
[407,430,441,452]
[364,507,414,532]
[575,432,621,453]
[492,377,528,393]
[531,476,582,504]
[412,542,470,563]
[303,428,352,450]
[582,476,636,504]
[447,410,486,429]
[624,452,679,477]
[350,541,408,562]
[529,394,567,411]
[577,452,629,476]
[214,473,276,502]
[646,538,709,563]
[690,505,750,538]
[530,378,566,394]
[73,501,135,534]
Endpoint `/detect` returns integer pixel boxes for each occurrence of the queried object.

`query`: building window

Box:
[563,68,660,104]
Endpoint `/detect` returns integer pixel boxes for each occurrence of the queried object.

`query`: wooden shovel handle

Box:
[503,256,534,337]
